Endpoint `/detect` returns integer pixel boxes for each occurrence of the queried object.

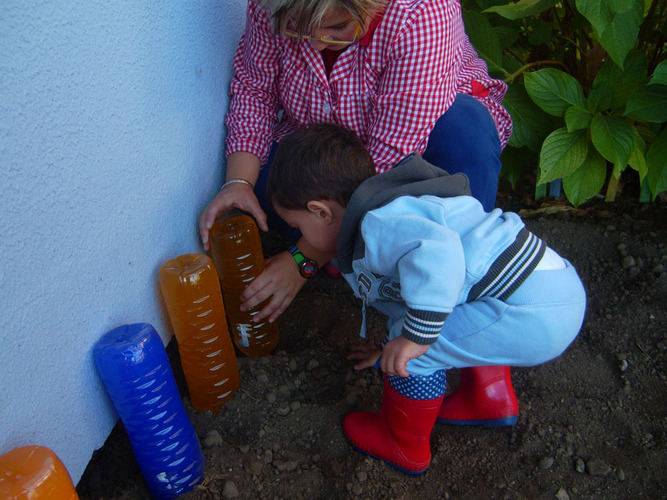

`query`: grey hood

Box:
[334,154,471,274]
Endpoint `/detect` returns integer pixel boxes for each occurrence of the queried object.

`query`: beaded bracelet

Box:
[220,178,254,191]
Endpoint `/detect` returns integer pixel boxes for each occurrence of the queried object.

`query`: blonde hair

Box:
[258,0,387,34]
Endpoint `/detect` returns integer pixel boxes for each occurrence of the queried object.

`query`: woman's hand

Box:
[380,336,430,378]
[199,183,268,251]
[347,344,381,370]
[239,251,307,324]
[199,151,265,251]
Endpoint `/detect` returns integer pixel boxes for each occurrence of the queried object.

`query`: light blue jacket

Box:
[333,154,545,345]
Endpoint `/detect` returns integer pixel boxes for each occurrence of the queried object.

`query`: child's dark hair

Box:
[267,123,375,210]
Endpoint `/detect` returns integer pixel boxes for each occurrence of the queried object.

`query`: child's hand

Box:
[239,251,307,323]
[347,344,381,370]
[380,336,430,378]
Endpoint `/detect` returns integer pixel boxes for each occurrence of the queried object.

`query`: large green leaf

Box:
[525,69,587,117]
[590,51,648,112]
[576,0,644,69]
[587,87,614,114]
[484,0,559,20]
[500,146,535,188]
[590,115,636,169]
[474,0,512,10]
[538,128,588,184]
[504,83,555,150]
[649,60,667,86]
[624,84,667,123]
[565,106,593,132]
[562,148,608,207]
[494,25,521,50]
[647,127,667,200]
[575,0,613,36]
[462,10,508,77]
[628,132,648,180]
[599,7,643,69]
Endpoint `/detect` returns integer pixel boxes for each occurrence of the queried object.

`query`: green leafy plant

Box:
[462,0,666,206]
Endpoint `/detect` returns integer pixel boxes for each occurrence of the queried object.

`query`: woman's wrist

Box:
[220,178,254,191]
[224,151,262,190]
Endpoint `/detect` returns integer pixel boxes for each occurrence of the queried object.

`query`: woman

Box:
[200,0,512,308]
[199,0,516,426]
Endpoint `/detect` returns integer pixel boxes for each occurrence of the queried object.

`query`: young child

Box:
[266,123,586,475]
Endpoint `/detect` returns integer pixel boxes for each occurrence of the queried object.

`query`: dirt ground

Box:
[78,177,666,500]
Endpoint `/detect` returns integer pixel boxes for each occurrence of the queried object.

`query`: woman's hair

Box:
[258,0,387,34]
[267,123,375,210]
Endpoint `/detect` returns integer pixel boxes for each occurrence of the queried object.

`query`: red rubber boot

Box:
[437,366,519,426]
[343,376,444,475]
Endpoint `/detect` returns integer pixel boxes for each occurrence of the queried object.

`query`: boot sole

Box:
[437,415,518,426]
[345,439,429,476]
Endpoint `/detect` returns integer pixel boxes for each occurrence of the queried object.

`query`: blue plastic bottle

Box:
[93,323,205,499]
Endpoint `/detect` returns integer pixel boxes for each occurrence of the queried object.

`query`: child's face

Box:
[275,202,341,256]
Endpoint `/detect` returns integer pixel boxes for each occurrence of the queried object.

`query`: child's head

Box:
[267,123,375,255]
[267,123,375,211]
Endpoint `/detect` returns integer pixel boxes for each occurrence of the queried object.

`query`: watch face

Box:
[300,260,319,278]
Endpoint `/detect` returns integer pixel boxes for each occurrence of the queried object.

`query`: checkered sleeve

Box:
[366,0,462,173]
[225,0,281,165]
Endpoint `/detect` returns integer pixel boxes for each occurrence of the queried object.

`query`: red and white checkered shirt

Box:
[226,0,513,173]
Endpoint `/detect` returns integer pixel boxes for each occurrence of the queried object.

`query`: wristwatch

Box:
[289,245,319,278]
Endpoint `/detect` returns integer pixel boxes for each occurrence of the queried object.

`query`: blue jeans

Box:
[422,94,502,211]
[254,93,503,234]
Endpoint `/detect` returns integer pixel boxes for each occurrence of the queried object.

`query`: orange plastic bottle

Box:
[0,445,79,499]
[160,254,240,413]
[209,213,279,356]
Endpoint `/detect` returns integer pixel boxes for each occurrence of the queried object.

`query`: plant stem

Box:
[605,174,619,202]
[639,177,652,203]
[505,46,527,66]
[554,33,587,57]
[505,60,570,83]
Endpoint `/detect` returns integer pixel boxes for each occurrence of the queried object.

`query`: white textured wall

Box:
[0,0,246,483]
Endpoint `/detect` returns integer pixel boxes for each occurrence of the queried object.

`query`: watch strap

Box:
[289,245,306,265]
[289,245,318,278]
